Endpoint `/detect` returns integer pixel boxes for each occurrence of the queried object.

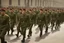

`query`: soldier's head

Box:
[32,8,36,11]
[10,9,14,13]
[19,9,22,13]
[1,9,5,15]
[22,8,26,14]
[40,9,43,13]
[29,9,32,13]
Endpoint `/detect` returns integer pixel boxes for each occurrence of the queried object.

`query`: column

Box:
[40,0,42,7]
[0,0,1,7]
[18,0,20,6]
[35,0,37,6]
[43,0,45,7]
[26,0,29,7]
[9,0,12,6]
[20,0,25,7]
[1,0,9,7]
[31,0,32,6]
[38,0,39,7]
[12,0,18,6]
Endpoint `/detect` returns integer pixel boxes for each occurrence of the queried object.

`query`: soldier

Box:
[5,9,10,35]
[15,9,22,37]
[50,11,56,31]
[19,9,28,42]
[0,9,9,43]
[33,8,39,26]
[44,10,50,34]
[14,9,20,25]
[27,9,33,39]
[37,9,45,37]
[9,9,16,35]
[55,10,62,31]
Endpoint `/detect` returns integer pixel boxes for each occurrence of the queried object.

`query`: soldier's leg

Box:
[55,23,60,30]
[7,24,10,35]
[1,27,8,43]
[1,37,7,43]
[16,29,20,38]
[11,23,15,35]
[1,37,4,43]
[51,23,54,31]
[11,27,14,35]
[27,25,32,38]
[7,30,10,35]
[55,22,57,30]
[7,26,10,35]
[16,24,21,37]
[21,29,26,43]
[45,26,48,34]
[39,25,43,37]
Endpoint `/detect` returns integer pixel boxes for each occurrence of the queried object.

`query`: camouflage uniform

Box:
[9,11,16,35]
[27,11,33,38]
[0,13,9,43]
[44,11,50,33]
[55,12,62,30]
[5,10,10,35]
[19,12,28,42]
[50,11,57,31]
[15,11,22,37]
[37,12,45,37]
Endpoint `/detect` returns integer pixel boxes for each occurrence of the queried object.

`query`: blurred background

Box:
[0,0,64,8]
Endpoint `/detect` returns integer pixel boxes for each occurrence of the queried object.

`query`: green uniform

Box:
[55,12,62,30]
[26,11,33,38]
[44,12,51,33]
[37,12,45,37]
[9,12,16,34]
[0,14,9,43]
[51,11,57,31]
[34,10,40,25]
[14,10,20,25]
[5,10,10,35]
[18,12,28,42]
[16,12,22,37]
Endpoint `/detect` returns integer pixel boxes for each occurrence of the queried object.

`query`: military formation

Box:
[0,7,64,43]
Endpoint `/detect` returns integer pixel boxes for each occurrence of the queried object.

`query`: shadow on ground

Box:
[51,28,60,33]
[35,32,50,42]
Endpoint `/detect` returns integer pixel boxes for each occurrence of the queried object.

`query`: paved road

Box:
[0,23,64,43]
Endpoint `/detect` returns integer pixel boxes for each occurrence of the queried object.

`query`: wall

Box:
[1,0,9,7]
[1,0,64,8]
[12,0,18,6]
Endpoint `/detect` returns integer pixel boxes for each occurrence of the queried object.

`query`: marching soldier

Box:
[44,10,50,34]
[37,9,44,37]
[18,9,28,42]
[50,11,56,31]
[0,9,9,43]
[5,9,10,35]
[27,9,33,39]
[55,11,62,31]
[15,9,22,37]
[9,9,16,35]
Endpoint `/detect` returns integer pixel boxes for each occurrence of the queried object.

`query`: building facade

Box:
[0,0,64,8]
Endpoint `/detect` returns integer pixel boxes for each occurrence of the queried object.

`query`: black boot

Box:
[45,26,48,34]
[4,41,7,43]
[21,38,25,43]
[15,34,19,38]
[11,29,14,35]
[1,37,7,43]
[39,25,43,37]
